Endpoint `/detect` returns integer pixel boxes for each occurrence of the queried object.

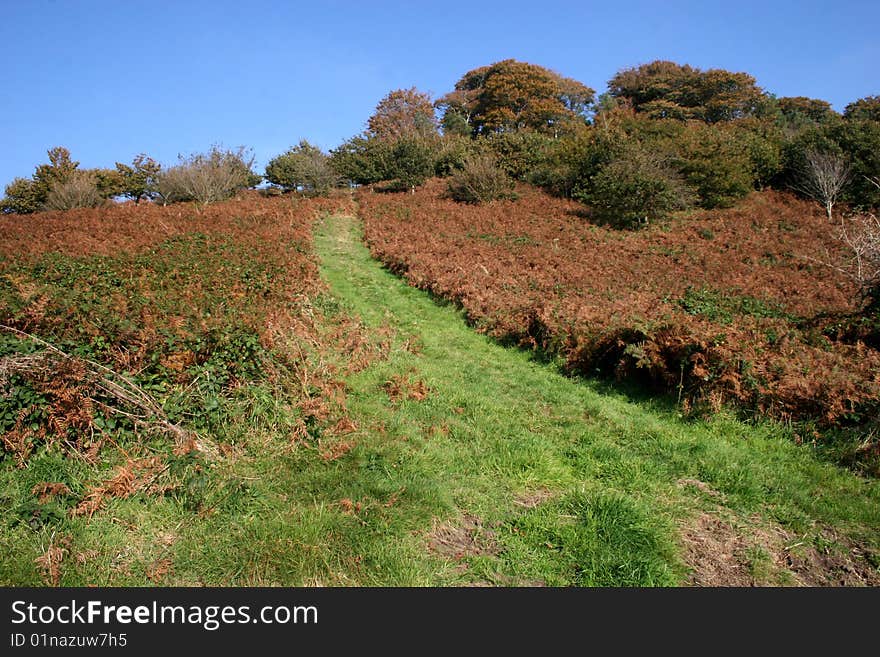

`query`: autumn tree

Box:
[437,60,594,136]
[367,88,438,141]
[776,96,838,128]
[608,60,766,123]
[844,96,880,123]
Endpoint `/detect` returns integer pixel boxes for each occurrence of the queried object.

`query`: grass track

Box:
[312,211,880,586]
[3,209,878,586]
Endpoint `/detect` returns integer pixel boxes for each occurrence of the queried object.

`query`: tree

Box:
[329,134,393,185]
[386,137,435,192]
[33,146,79,193]
[367,88,438,141]
[776,96,839,128]
[793,149,851,220]
[115,154,161,203]
[265,141,338,194]
[844,96,880,123]
[831,119,880,208]
[0,146,80,213]
[0,177,43,214]
[674,122,757,208]
[437,60,594,136]
[608,60,765,123]
[483,130,556,180]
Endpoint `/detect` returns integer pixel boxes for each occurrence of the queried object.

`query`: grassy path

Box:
[311,212,880,586]
[7,210,876,587]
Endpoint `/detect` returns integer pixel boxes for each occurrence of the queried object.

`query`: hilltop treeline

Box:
[4,59,877,219]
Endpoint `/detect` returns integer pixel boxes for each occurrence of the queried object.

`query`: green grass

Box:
[2,211,879,586]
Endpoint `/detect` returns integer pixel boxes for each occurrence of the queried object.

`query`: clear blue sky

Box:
[1,0,877,188]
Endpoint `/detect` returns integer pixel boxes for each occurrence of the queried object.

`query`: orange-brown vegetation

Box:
[1,192,380,518]
[360,180,879,430]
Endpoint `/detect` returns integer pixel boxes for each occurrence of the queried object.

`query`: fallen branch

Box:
[0,324,191,446]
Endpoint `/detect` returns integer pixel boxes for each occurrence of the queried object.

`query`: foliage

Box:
[776,96,839,129]
[330,134,392,185]
[432,134,483,177]
[1,147,79,214]
[483,130,556,180]
[155,146,258,205]
[437,59,594,136]
[386,137,436,192]
[114,154,161,203]
[367,88,438,141]
[446,154,515,204]
[608,60,766,123]
[844,96,880,123]
[265,140,338,195]
[674,122,757,208]
[831,119,880,209]
[360,181,878,434]
[582,146,695,227]
[1,177,44,214]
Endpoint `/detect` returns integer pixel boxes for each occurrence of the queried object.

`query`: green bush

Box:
[483,130,556,180]
[386,137,435,192]
[447,154,515,204]
[265,140,338,195]
[0,177,44,214]
[581,146,695,228]
[675,123,756,208]
[329,134,392,185]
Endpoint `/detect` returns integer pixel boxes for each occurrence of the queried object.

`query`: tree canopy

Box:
[436,59,594,136]
[367,87,438,141]
[608,60,766,123]
[844,96,880,123]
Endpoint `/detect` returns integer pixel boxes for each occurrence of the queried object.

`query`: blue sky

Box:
[1,0,877,188]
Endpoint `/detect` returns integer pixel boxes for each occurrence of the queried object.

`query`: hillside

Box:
[361,180,880,471]
[1,195,879,586]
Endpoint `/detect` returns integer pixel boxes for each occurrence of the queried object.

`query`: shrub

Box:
[156,146,257,205]
[447,154,515,204]
[43,171,104,211]
[1,147,80,214]
[675,123,756,208]
[265,140,338,195]
[329,134,392,186]
[582,147,695,228]
[433,134,482,177]
[483,130,556,180]
[386,137,435,192]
